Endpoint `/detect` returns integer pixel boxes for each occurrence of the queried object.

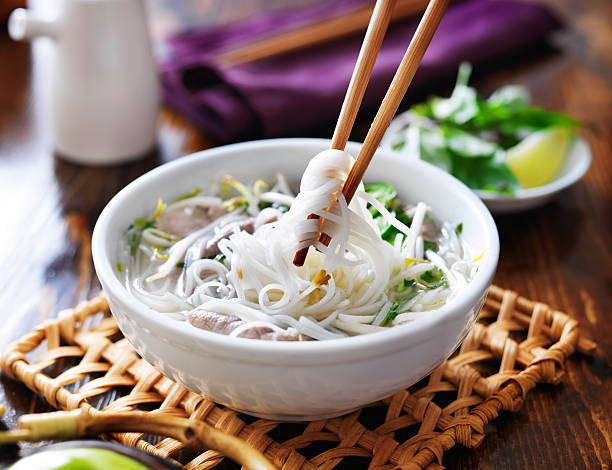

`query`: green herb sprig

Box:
[389,62,581,194]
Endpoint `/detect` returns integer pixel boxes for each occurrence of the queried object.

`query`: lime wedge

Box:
[505,127,573,188]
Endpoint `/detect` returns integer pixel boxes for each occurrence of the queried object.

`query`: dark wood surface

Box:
[1,0,611,468]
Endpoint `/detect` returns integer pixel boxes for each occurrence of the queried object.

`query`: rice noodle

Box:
[121,150,480,340]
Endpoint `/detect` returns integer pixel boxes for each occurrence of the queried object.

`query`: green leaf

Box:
[257,200,273,210]
[396,278,416,293]
[473,104,580,141]
[380,210,412,243]
[382,280,420,326]
[419,268,448,289]
[363,183,414,244]
[430,87,480,125]
[487,85,530,109]
[451,151,520,194]
[380,300,401,327]
[420,269,443,284]
[442,126,499,158]
[430,63,480,125]
[389,63,585,194]
[411,101,434,118]
[364,183,397,215]
[364,183,414,244]
[418,127,453,173]
[455,223,463,235]
[391,140,405,151]
[498,107,580,138]
[375,211,393,238]
[423,240,438,252]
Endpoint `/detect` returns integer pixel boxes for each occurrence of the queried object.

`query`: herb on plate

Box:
[386,62,581,194]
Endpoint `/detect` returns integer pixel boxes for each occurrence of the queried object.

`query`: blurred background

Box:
[3,0,608,157]
[2,0,610,158]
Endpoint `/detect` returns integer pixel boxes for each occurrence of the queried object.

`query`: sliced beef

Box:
[237,327,298,341]
[188,308,243,335]
[421,217,440,241]
[201,218,256,258]
[156,204,227,238]
[188,308,298,341]
[405,204,439,241]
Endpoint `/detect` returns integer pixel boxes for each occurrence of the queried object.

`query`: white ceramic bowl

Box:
[92,138,499,421]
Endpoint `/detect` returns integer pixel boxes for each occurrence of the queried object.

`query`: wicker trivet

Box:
[0,285,596,470]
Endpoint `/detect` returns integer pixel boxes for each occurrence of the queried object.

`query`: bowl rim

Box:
[92,138,499,362]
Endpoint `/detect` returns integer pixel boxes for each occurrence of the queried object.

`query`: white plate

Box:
[476,137,591,214]
[382,132,591,215]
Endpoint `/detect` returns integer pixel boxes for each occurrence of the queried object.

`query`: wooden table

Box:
[0,0,610,468]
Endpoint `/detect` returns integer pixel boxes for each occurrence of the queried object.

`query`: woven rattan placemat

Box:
[0,285,595,469]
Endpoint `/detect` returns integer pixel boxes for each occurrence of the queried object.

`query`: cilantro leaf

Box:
[417,126,453,173]
[364,183,397,216]
[441,126,499,159]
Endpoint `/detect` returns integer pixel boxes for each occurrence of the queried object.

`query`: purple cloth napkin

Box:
[161,0,561,144]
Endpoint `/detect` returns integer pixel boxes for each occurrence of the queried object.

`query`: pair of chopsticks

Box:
[293,0,450,266]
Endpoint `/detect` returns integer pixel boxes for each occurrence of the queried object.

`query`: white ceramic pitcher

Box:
[9,0,160,165]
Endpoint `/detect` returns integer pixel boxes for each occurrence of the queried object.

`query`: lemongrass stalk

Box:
[0,410,276,470]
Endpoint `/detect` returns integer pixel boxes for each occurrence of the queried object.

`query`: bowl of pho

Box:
[92,138,499,420]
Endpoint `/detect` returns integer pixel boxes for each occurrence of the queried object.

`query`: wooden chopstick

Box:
[217,0,430,66]
[341,0,451,205]
[293,0,397,267]
[294,0,450,266]
[331,0,398,150]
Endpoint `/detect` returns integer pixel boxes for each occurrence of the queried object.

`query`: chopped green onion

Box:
[380,301,401,327]
[420,269,442,284]
[419,268,447,289]
[396,278,415,293]
[423,240,438,252]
